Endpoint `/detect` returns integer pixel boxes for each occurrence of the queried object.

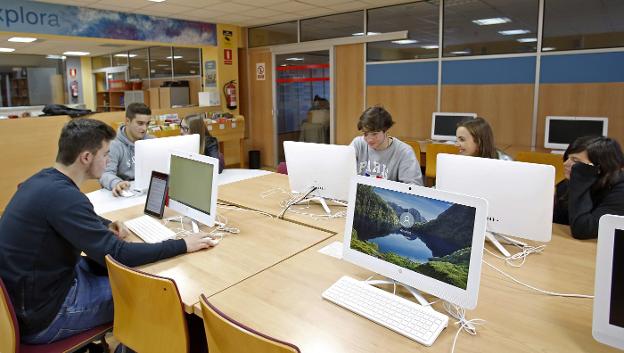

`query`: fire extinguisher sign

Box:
[224,49,233,65]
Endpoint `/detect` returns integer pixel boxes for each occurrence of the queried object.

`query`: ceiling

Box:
[0,33,147,57]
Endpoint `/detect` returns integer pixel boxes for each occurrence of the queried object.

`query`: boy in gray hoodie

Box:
[99,103,154,196]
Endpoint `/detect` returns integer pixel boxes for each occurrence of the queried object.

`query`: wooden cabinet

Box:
[96,91,124,112]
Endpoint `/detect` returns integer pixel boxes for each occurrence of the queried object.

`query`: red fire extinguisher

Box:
[223,80,237,110]
[70,80,79,98]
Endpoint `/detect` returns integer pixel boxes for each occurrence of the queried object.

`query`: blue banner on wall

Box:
[0,0,216,46]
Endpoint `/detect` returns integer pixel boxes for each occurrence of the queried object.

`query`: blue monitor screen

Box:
[351,184,476,290]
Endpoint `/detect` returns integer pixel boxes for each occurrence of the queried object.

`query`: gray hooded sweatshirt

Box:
[99,125,153,190]
[350,136,423,186]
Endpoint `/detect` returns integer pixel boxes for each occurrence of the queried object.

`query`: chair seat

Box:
[20,323,112,353]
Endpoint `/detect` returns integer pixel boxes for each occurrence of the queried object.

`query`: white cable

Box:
[442,302,486,353]
[482,259,594,298]
[484,244,546,268]
[217,202,275,219]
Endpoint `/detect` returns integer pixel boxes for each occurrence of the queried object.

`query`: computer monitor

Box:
[593,214,624,350]
[134,134,200,192]
[342,176,488,309]
[283,141,356,202]
[436,154,554,245]
[431,112,477,142]
[168,150,219,227]
[544,116,608,150]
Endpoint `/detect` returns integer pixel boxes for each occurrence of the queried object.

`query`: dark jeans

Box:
[22,258,113,344]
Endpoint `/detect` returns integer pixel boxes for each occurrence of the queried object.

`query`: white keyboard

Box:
[124,215,176,243]
[322,276,448,346]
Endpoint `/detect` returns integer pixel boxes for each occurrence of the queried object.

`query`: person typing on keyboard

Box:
[0,118,213,348]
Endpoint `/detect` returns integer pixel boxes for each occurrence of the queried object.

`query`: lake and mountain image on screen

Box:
[351,184,476,289]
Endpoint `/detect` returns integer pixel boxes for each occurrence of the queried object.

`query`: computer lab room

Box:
[1,0,623,352]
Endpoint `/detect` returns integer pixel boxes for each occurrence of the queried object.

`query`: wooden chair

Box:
[1,277,111,353]
[425,143,459,183]
[515,151,565,184]
[105,255,189,353]
[199,294,300,353]
[404,140,422,166]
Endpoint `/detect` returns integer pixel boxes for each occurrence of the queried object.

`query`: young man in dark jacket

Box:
[0,118,214,344]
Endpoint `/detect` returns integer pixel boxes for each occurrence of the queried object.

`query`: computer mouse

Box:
[203,237,220,246]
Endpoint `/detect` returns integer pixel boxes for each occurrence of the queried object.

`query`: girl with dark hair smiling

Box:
[553,136,624,239]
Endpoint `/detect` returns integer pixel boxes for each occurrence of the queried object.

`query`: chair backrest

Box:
[199,294,300,353]
[425,143,460,179]
[515,151,565,184]
[0,277,19,353]
[404,140,422,166]
[105,255,189,353]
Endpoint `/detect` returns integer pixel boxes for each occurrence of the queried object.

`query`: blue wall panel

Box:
[540,52,624,83]
[442,57,536,85]
[366,61,438,86]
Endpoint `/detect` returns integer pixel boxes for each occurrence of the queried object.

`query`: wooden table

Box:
[102,204,334,313]
[217,172,347,234]
[193,225,618,353]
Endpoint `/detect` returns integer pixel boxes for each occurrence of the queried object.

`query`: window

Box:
[249,21,298,47]
[92,54,111,70]
[300,11,364,42]
[367,1,440,62]
[443,0,539,57]
[173,47,201,77]
[149,46,173,79]
[112,52,128,67]
[543,0,624,51]
[129,48,148,80]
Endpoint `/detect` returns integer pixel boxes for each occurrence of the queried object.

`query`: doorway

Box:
[274,50,330,163]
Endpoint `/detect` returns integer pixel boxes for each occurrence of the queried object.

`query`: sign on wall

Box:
[224,49,232,65]
[0,0,216,45]
[256,63,265,81]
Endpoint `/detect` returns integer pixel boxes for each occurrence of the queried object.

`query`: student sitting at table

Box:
[350,106,423,185]
[0,118,214,347]
[455,117,512,160]
[180,114,224,173]
[553,135,624,239]
[99,103,154,196]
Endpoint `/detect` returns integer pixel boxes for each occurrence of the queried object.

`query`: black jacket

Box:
[553,163,624,239]
[0,168,187,335]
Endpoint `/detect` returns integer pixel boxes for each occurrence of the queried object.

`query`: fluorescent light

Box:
[63,51,90,56]
[498,29,529,35]
[450,50,470,55]
[542,47,555,51]
[391,39,418,45]
[517,37,537,43]
[166,55,183,59]
[46,55,66,60]
[285,57,304,61]
[114,53,137,58]
[351,31,381,36]
[8,37,37,43]
[148,0,166,2]
[421,45,439,49]
[472,17,511,26]
[0,48,15,52]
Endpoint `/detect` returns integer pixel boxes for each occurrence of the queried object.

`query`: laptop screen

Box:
[610,229,624,327]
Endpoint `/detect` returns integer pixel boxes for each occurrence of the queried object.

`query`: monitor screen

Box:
[168,151,218,226]
[593,215,624,350]
[134,134,200,192]
[545,116,608,150]
[431,113,476,141]
[610,229,624,328]
[436,154,554,242]
[342,176,487,309]
[283,141,356,201]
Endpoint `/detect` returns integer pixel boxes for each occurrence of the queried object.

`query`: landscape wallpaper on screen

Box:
[351,184,476,289]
